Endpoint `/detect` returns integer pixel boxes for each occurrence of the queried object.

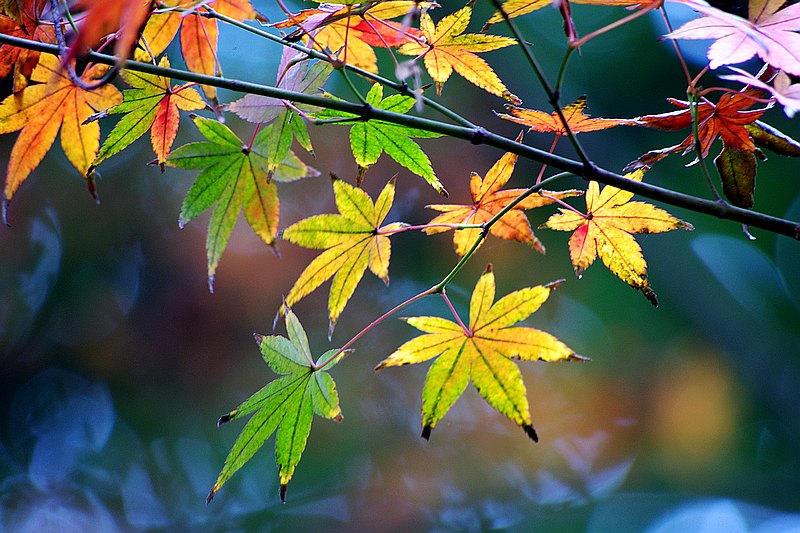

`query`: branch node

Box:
[470,127,488,145]
[361,103,374,120]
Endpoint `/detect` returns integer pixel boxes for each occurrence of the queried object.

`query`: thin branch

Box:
[203,8,477,129]
[487,0,593,169]
[441,290,471,336]
[314,286,435,369]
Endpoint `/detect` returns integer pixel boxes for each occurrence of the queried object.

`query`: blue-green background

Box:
[1,2,799,531]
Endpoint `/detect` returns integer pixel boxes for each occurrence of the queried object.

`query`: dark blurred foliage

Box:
[1,1,799,531]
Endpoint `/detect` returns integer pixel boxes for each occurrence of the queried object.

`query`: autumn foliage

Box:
[1,0,799,504]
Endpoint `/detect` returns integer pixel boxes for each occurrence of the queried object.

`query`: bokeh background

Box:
[2,2,799,531]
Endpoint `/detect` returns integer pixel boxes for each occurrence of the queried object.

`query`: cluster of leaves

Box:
[1,0,799,503]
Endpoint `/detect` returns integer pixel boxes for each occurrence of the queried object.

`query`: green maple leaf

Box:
[316,83,446,194]
[209,308,346,504]
[282,177,405,331]
[376,266,586,440]
[166,116,317,290]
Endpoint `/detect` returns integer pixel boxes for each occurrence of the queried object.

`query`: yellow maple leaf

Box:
[398,5,520,102]
[425,147,580,255]
[540,169,694,305]
[376,265,584,440]
[0,53,122,205]
[282,178,404,329]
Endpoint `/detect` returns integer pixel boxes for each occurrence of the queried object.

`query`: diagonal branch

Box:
[0,34,798,240]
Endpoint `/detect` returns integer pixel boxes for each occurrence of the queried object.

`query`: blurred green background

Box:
[1,2,799,531]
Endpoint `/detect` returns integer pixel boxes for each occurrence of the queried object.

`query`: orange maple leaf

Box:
[0,0,53,92]
[497,96,634,135]
[626,89,768,170]
[0,53,122,207]
[425,146,580,255]
[65,0,153,65]
[541,169,693,305]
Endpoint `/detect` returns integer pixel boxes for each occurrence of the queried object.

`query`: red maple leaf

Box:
[627,89,768,169]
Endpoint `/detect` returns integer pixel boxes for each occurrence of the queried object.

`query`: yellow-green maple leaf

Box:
[398,5,520,102]
[376,266,584,440]
[282,178,404,329]
[540,169,694,306]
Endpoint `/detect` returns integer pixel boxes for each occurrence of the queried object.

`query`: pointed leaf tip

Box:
[544,279,566,290]
[421,425,432,440]
[86,173,100,204]
[280,484,288,503]
[206,489,215,505]
[2,198,9,227]
[217,412,234,426]
[523,424,539,442]
[644,288,658,307]
[568,353,591,362]
[208,275,215,294]
[253,333,264,346]
[485,263,493,273]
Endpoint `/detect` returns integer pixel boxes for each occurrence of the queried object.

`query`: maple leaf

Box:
[425,146,581,255]
[316,83,445,194]
[541,169,694,306]
[376,266,584,441]
[229,48,333,173]
[666,0,800,76]
[65,0,153,65]
[496,96,634,135]
[209,308,346,504]
[0,53,122,211]
[398,5,520,102]
[272,1,427,74]
[135,0,258,99]
[282,177,404,330]
[626,89,768,170]
[0,0,53,92]
[166,116,317,290]
[92,57,205,171]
